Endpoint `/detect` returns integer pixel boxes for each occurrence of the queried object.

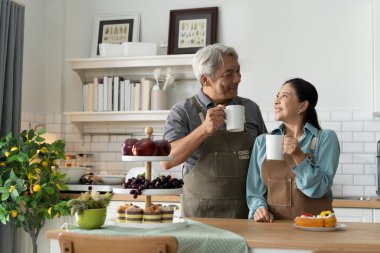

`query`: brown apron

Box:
[181,97,254,218]
[261,136,332,220]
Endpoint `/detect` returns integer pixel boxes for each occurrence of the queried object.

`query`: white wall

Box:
[57,0,374,112]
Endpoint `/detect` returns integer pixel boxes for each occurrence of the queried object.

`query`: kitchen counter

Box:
[61,193,380,208]
[46,218,380,252]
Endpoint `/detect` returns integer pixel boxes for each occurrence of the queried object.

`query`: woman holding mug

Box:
[246,78,340,222]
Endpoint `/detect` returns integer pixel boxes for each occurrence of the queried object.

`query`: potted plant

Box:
[0,128,70,253]
[67,191,112,229]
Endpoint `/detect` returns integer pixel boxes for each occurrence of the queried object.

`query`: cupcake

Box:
[116,203,133,223]
[143,204,162,223]
[126,205,143,223]
[161,206,174,223]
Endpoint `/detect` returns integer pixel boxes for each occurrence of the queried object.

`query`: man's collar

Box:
[196,89,238,108]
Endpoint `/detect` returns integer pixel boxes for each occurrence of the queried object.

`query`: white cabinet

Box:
[65,54,195,134]
[334,207,374,223]
[373,209,380,223]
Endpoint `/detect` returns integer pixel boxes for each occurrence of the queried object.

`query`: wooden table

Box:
[191,218,380,252]
[47,218,380,252]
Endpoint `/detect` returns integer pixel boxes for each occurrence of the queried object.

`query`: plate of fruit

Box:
[113,175,184,198]
[122,137,171,157]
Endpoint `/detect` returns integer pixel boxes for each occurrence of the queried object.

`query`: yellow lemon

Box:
[11,210,17,218]
[0,162,6,166]
[9,185,15,193]
[48,207,52,216]
[5,152,10,157]
[41,161,49,168]
[33,184,41,192]
[10,147,19,152]
[40,147,47,154]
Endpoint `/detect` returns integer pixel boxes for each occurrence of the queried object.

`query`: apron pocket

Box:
[267,178,291,207]
[214,151,238,178]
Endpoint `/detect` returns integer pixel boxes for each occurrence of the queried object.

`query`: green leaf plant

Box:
[0,128,70,253]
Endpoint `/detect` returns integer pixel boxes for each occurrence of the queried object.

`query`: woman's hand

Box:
[283,135,307,165]
[254,207,274,222]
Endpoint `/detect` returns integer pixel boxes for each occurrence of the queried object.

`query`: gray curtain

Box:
[0,0,25,253]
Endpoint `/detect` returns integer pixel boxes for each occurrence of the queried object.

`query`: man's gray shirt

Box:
[163,89,267,175]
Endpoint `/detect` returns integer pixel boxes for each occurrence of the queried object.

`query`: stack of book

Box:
[82,76,153,112]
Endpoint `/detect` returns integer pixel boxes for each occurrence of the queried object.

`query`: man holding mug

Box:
[160,44,267,218]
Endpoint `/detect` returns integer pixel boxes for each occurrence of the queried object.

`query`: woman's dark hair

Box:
[283,78,321,130]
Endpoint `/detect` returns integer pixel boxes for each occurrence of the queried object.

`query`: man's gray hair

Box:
[192,44,238,83]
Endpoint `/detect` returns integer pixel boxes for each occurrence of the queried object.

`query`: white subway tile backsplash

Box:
[19,109,380,196]
[342,164,364,174]
[331,111,352,121]
[364,186,377,196]
[365,164,377,174]
[353,132,375,142]
[353,111,373,121]
[316,110,330,121]
[333,175,353,185]
[98,152,117,162]
[342,143,364,153]
[354,175,375,185]
[338,153,353,164]
[342,122,363,132]
[364,121,380,131]
[353,154,376,164]
[343,186,364,196]
[320,121,341,131]
[336,132,352,142]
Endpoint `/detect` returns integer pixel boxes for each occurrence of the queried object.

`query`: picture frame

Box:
[168,7,218,55]
[91,14,140,57]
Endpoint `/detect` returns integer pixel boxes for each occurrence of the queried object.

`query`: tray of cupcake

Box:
[109,203,187,229]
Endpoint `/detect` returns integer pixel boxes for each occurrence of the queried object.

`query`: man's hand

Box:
[203,105,226,135]
[254,207,274,222]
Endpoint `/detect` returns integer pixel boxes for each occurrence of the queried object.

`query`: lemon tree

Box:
[0,128,70,253]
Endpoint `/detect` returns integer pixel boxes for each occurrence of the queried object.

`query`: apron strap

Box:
[308,131,319,164]
[191,96,205,123]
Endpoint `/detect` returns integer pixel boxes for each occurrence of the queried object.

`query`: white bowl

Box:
[59,167,87,184]
[97,175,125,185]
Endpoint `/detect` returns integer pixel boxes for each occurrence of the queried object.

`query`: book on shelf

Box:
[119,79,125,111]
[87,82,94,112]
[107,76,113,111]
[132,81,141,111]
[93,77,98,111]
[98,79,104,111]
[141,78,153,111]
[82,83,88,111]
[113,76,119,111]
[103,76,108,111]
[124,79,131,111]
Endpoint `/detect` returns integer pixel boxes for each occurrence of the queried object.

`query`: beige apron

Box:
[181,97,254,218]
[261,136,332,220]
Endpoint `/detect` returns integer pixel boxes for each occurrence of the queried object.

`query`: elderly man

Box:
[161,44,267,218]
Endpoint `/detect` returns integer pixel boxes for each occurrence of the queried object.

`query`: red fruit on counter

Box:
[132,138,157,156]
[122,138,139,155]
[154,139,171,156]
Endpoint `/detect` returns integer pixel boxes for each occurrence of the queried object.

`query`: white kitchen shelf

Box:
[64,111,170,137]
[67,54,195,83]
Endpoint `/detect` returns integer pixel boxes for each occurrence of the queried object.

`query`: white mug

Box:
[266,135,284,160]
[224,105,245,132]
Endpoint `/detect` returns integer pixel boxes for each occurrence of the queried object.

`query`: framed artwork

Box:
[168,7,218,55]
[91,14,140,57]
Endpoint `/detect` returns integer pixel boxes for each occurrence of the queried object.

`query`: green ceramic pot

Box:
[75,208,107,229]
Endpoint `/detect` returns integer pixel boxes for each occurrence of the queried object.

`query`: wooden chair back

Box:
[58,233,178,253]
